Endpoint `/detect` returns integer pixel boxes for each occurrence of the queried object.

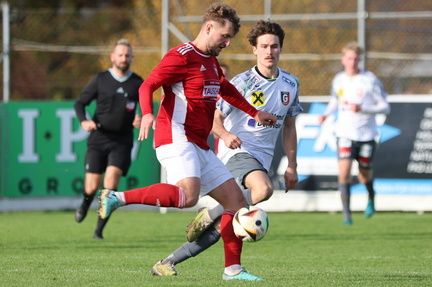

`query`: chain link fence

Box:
[2,0,432,101]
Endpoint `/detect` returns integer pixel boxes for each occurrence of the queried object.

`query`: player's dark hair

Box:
[202,3,241,35]
[247,20,285,48]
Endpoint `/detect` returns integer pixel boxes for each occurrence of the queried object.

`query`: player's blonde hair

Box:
[114,38,131,50]
[342,41,363,56]
[113,39,133,58]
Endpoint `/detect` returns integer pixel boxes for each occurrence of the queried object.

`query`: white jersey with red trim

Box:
[216,66,302,171]
[325,70,390,141]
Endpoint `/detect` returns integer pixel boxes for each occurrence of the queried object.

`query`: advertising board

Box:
[0,102,160,198]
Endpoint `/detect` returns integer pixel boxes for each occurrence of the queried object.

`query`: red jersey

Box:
[139,42,257,150]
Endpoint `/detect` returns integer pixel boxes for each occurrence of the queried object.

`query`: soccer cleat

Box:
[223,268,263,281]
[364,199,375,218]
[98,189,119,219]
[186,207,213,242]
[93,233,104,240]
[75,203,89,223]
[343,219,353,225]
[151,260,177,276]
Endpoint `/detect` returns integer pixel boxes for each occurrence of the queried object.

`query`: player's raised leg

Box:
[98,183,187,219]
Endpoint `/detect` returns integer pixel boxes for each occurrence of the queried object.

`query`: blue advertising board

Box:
[270,96,432,195]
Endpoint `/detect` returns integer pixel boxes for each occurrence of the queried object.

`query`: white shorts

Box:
[156,142,233,196]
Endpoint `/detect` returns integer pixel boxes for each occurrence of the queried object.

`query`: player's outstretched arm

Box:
[219,79,276,125]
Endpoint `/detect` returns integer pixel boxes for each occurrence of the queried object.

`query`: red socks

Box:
[220,210,243,267]
[123,183,185,208]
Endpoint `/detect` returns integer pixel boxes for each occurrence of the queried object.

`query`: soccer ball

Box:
[232,206,269,242]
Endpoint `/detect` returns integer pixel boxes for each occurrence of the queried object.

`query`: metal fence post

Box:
[2,1,10,103]
[357,0,367,70]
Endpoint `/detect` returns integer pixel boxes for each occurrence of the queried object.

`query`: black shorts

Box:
[225,152,267,189]
[85,130,133,176]
[336,138,377,169]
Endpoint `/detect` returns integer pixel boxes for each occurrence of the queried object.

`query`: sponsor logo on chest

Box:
[251,91,265,106]
[203,79,220,100]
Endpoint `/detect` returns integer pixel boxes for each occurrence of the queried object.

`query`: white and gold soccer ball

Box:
[233,206,269,242]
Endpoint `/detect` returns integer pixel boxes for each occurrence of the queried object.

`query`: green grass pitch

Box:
[0,210,431,286]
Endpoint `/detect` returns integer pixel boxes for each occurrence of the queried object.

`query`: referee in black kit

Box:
[74,39,143,239]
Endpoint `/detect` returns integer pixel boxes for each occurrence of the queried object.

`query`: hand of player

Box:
[284,167,299,193]
[317,115,326,125]
[349,103,361,112]
[222,133,242,149]
[81,120,97,132]
[254,111,277,126]
[132,114,142,128]
[138,113,156,141]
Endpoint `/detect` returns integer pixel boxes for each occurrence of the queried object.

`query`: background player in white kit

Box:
[151,20,302,276]
[318,42,390,225]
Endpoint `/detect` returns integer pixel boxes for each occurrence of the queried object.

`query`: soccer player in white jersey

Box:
[151,20,302,277]
[318,42,390,225]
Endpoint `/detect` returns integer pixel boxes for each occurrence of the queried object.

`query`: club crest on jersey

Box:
[281,91,290,106]
[251,91,265,106]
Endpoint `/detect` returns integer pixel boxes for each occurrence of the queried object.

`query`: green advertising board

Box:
[0,102,160,198]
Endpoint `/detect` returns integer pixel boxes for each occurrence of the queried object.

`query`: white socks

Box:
[208,204,224,221]
[114,192,126,206]
[242,188,253,206]
[224,264,243,275]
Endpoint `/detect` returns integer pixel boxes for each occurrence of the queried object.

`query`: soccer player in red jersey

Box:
[98,3,276,281]
[150,20,302,278]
